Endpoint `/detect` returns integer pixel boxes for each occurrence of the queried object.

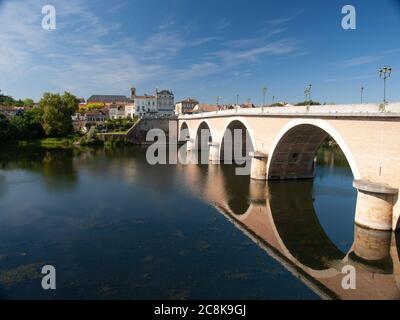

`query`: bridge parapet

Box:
[179,103,400,119]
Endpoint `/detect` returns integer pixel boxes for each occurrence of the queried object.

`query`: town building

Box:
[0,106,25,117]
[192,104,219,114]
[156,89,175,116]
[72,110,107,132]
[125,104,136,118]
[108,105,126,119]
[134,94,157,116]
[87,95,130,107]
[175,98,199,115]
[86,110,107,123]
[129,87,175,117]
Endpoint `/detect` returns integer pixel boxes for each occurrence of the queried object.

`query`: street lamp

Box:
[236,94,239,105]
[304,84,312,106]
[379,66,392,104]
[262,87,268,112]
[360,86,364,104]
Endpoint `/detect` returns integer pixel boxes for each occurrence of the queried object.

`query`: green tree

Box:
[23,98,35,107]
[9,108,44,140]
[295,100,321,106]
[40,92,78,137]
[0,114,11,142]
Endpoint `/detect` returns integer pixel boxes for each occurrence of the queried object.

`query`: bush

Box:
[104,117,138,132]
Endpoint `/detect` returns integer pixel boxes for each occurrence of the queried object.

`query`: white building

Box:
[134,95,157,117]
[125,104,135,118]
[129,87,175,117]
[156,89,175,116]
[109,105,125,119]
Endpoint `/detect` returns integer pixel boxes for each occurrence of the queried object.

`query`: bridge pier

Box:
[353,225,391,262]
[249,180,268,205]
[353,180,399,231]
[249,151,268,180]
[186,138,195,152]
[208,142,220,164]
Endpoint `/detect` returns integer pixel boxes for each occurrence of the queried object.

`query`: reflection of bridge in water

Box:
[178,160,400,300]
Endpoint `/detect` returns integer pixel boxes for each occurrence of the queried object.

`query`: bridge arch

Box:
[194,120,214,150]
[178,121,190,142]
[267,119,361,180]
[218,118,256,163]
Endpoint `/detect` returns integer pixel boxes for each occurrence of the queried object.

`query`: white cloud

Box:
[0,0,301,100]
[213,39,297,64]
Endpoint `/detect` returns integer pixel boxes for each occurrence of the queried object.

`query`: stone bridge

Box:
[177,103,400,231]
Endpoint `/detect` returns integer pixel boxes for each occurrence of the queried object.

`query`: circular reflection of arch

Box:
[218,164,252,216]
[267,119,361,180]
[219,119,255,164]
[269,180,347,271]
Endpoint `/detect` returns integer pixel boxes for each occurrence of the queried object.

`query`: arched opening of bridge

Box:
[268,121,398,233]
[220,120,254,167]
[268,124,341,180]
[268,123,358,267]
[178,122,190,143]
[195,121,213,164]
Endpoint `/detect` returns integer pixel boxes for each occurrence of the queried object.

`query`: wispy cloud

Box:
[323,74,375,83]
[216,18,231,30]
[189,37,220,47]
[213,39,297,64]
[266,10,304,26]
[0,0,301,99]
[337,55,384,68]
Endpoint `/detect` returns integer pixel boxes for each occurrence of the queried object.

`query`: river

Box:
[0,146,398,299]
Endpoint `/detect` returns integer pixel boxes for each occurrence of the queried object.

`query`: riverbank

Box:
[4,133,134,148]
[11,136,80,148]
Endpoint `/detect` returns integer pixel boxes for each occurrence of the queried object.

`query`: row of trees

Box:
[0,90,34,107]
[0,91,78,143]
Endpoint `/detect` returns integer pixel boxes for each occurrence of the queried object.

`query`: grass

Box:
[104,131,128,135]
[17,135,80,148]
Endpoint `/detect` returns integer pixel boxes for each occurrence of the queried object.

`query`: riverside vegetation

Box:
[0,90,138,148]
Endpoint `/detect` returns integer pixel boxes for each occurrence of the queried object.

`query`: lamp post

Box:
[262,87,267,112]
[379,66,392,104]
[236,94,239,106]
[360,86,364,104]
[304,84,312,106]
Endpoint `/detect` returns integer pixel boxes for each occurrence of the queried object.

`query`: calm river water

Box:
[0,146,398,300]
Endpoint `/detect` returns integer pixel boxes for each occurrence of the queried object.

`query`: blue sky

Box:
[0,0,399,104]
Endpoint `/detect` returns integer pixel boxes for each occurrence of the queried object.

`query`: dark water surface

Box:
[0,146,398,300]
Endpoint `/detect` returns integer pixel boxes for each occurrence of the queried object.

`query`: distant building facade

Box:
[129,87,175,117]
[109,105,126,119]
[87,95,130,107]
[0,106,25,117]
[156,89,175,116]
[134,95,157,116]
[192,104,219,113]
[175,98,199,115]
